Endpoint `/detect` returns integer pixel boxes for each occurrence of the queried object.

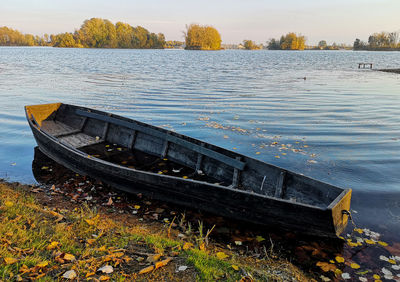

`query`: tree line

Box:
[0,18,165,49]
[353,31,400,50]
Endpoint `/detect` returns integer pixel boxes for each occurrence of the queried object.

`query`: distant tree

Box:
[267,33,306,50]
[78,18,117,48]
[185,24,221,50]
[242,40,261,50]
[115,22,134,48]
[318,40,327,50]
[51,33,80,47]
[267,38,281,50]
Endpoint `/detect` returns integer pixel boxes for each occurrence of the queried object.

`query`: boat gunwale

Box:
[25,103,349,212]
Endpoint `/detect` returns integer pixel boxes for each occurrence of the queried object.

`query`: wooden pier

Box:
[358,63,373,69]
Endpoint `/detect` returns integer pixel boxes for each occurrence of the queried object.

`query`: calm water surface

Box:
[1,47,400,238]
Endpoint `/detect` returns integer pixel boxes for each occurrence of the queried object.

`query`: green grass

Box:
[0,182,304,281]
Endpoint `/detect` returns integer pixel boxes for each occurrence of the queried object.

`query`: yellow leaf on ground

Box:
[350,263,360,269]
[334,268,342,276]
[232,265,239,271]
[183,242,193,250]
[4,257,18,265]
[388,259,396,264]
[139,265,155,274]
[316,261,337,272]
[87,239,96,245]
[155,258,172,269]
[64,253,76,261]
[85,219,95,225]
[216,252,229,260]
[99,275,110,281]
[373,274,380,279]
[86,272,95,278]
[378,241,388,247]
[36,261,49,268]
[98,245,107,252]
[134,205,141,210]
[47,241,59,250]
[335,256,345,263]
[4,201,14,207]
[199,242,206,251]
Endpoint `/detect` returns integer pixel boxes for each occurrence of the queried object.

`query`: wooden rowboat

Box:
[25,103,352,237]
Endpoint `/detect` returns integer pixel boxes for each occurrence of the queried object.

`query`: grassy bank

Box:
[0,181,307,281]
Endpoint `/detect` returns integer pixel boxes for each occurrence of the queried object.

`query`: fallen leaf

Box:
[155,258,172,269]
[216,252,229,260]
[256,236,265,242]
[335,256,345,263]
[106,197,113,205]
[4,257,18,265]
[134,205,141,210]
[98,265,113,274]
[62,270,77,279]
[86,272,95,278]
[147,254,161,263]
[139,265,154,274]
[87,239,96,245]
[99,275,110,281]
[177,265,188,272]
[85,219,95,226]
[183,242,193,250]
[232,265,239,271]
[350,262,360,269]
[341,272,351,280]
[36,261,49,268]
[63,253,76,261]
[4,201,14,207]
[364,239,376,245]
[316,261,336,272]
[320,275,331,281]
[354,228,364,234]
[378,241,388,247]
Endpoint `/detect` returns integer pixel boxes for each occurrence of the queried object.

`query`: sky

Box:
[1,0,399,45]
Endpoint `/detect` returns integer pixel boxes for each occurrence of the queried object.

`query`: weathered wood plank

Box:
[274,171,286,198]
[76,109,245,170]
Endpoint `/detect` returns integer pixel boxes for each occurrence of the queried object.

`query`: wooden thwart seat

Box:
[76,109,246,171]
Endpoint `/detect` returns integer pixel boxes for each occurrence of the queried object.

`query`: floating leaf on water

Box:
[341,273,351,280]
[62,270,77,280]
[335,256,345,263]
[256,152,261,155]
[380,255,389,262]
[354,228,364,234]
[4,257,18,265]
[223,135,229,139]
[307,160,317,164]
[232,265,239,271]
[10,162,16,166]
[233,147,237,150]
[274,155,280,158]
[350,262,360,269]
[216,252,229,260]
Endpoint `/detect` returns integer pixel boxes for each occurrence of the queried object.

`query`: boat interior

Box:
[26,103,346,208]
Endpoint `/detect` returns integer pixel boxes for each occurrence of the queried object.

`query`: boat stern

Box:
[329,188,352,236]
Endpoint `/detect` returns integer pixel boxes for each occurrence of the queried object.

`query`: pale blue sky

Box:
[1,0,399,45]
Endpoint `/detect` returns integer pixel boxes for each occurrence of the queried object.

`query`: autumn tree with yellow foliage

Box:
[267,32,306,50]
[185,24,221,50]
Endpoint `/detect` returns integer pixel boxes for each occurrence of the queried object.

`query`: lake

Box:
[1,47,400,240]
